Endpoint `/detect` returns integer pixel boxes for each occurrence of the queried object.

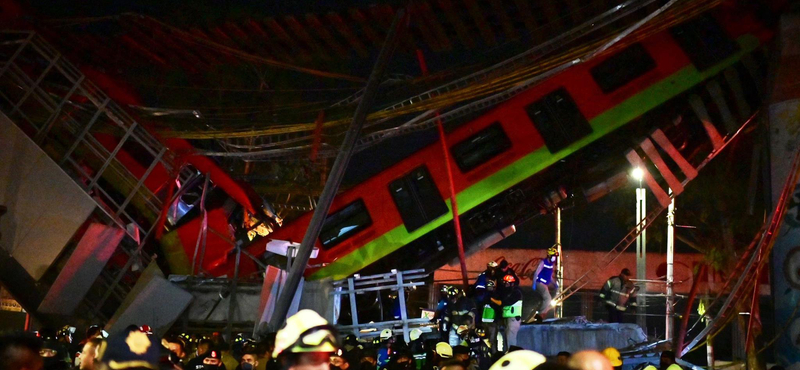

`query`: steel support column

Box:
[397,271,410,342]
[266,9,406,332]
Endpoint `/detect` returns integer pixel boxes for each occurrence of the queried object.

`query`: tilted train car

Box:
[198,2,771,280]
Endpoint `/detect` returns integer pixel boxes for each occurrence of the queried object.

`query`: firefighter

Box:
[524,246,559,323]
[445,287,476,348]
[487,264,522,352]
[465,327,491,370]
[272,309,340,370]
[433,286,454,342]
[408,328,426,370]
[599,268,638,323]
[377,329,395,369]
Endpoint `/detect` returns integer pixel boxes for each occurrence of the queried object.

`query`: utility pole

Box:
[555,207,563,318]
[266,9,406,333]
[635,170,647,331]
[666,189,675,342]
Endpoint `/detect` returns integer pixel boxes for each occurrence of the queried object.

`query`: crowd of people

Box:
[0,249,659,370]
[0,309,684,370]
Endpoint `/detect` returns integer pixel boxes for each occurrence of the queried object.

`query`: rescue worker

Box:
[433,286,454,342]
[187,340,214,370]
[473,262,498,305]
[496,261,519,288]
[434,342,453,360]
[445,287,476,348]
[385,351,415,370]
[465,328,490,370]
[377,329,395,369]
[408,329,427,370]
[272,309,340,370]
[165,335,189,367]
[329,349,352,370]
[524,246,559,323]
[487,265,522,352]
[342,335,359,353]
[599,269,638,323]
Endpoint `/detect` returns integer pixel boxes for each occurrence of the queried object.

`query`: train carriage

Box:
[198,3,772,280]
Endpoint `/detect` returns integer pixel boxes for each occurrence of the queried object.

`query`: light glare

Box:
[631,167,644,181]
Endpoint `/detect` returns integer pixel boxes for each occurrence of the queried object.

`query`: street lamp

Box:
[632,167,647,330]
[631,167,645,182]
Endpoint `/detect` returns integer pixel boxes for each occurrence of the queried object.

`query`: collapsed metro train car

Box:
[174,2,772,280]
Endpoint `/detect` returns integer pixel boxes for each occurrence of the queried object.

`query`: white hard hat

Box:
[273,309,339,357]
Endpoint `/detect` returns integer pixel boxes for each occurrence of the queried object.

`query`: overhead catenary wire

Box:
[170,0,722,144]
[129,14,366,83]
[238,0,719,159]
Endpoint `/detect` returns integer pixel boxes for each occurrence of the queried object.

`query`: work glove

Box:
[616,305,627,312]
[491,298,502,306]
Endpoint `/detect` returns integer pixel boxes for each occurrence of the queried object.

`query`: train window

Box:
[451,123,512,172]
[590,43,656,94]
[319,199,372,249]
[525,88,592,153]
[389,165,449,233]
[670,14,738,71]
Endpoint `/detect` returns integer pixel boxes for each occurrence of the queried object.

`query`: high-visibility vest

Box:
[502,300,522,318]
[536,262,554,285]
[482,305,495,322]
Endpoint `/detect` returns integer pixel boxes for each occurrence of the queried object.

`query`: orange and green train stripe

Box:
[309,34,761,281]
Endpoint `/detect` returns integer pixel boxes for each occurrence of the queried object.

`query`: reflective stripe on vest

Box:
[482,305,495,322]
[502,300,523,318]
[537,262,554,285]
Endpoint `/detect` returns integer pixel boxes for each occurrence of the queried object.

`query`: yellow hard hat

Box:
[488,350,546,370]
[409,328,423,341]
[435,342,453,358]
[601,347,622,366]
[666,365,682,370]
[273,309,339,357]
[380,329,393,340]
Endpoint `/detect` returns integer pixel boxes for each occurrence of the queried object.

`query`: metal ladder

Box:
[0,30,194,320]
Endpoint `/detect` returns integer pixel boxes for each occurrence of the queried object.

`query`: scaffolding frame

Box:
[332,269,432,343]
